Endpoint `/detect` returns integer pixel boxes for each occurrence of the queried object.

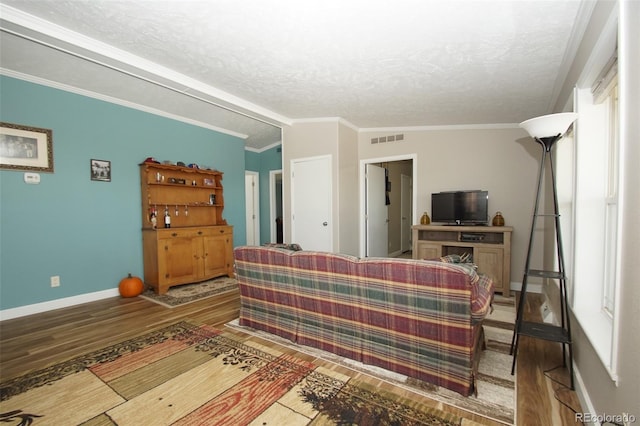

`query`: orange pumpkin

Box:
[118,273,144,297]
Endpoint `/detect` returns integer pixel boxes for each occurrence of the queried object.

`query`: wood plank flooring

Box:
[0,290,582,425]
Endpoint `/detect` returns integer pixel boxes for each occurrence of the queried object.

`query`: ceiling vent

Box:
[370,134,404,144]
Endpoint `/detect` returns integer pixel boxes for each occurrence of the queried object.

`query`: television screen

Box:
[431,191,488,225]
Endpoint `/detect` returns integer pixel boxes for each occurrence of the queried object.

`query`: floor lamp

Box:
[510,112,578,390]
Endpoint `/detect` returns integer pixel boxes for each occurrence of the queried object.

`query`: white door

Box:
[245,171,260,245]
[291,156,332,251]
[401,174,412,252]
[366,164,388,257]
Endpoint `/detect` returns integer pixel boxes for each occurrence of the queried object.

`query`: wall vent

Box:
[370,134,405,144]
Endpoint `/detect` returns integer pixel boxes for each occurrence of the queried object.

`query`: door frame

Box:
[401,173,412,253]
[359,154,417,258]
[244,171,260,245]
[269,169,283,243]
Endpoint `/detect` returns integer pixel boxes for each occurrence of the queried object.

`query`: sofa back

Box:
[233,246,493,395]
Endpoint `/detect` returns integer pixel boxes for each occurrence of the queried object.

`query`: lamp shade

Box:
[519,113,578,139]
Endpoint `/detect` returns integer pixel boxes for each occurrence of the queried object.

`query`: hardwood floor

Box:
[0,290,582,425]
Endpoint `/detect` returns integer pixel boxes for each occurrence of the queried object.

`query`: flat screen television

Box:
[431,190,489,225]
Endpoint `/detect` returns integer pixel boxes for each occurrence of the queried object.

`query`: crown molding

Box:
[244,140,282,154]
[359,123,521,133]
[290,116,359,131]
[1,69,249,140]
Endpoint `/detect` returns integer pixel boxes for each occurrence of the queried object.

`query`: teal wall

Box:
[244,144,282,244]
[0,76,246,310]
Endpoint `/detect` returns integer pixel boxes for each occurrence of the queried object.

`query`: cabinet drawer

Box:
[156,229,202,239]
[155,226,231,240]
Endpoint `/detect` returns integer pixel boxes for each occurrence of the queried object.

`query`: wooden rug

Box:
[0,321,483,426]
[139,276,238,307]
[227,295,516,425]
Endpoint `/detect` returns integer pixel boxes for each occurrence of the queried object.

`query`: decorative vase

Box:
[420,212,431,225]
[118,273,144,298]
[492,211,505,227]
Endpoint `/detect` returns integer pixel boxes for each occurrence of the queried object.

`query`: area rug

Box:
[139,276,238,307]
[227,295,517,425]
[0,322,477,426]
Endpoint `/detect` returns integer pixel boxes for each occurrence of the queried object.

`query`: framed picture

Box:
[0,122,54,172]
[90,159,111,182]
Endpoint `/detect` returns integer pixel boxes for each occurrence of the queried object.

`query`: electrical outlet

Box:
[50,276,60,287]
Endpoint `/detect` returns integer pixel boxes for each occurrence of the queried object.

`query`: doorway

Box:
[360,155,416,258]
[270,170,283,243]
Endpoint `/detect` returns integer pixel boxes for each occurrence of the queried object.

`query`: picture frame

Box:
[0,122,54,172]
[90,159,111,182]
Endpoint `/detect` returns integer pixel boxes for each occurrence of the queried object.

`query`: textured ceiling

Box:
[0,0,586,150]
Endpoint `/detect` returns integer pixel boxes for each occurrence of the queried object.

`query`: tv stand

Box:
[412,225,512,296]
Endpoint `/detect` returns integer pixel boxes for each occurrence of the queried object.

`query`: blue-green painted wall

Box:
[0,76,246,310]
[244,144,282,244]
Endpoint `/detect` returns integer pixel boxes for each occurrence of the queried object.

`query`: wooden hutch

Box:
[140,162,233,294]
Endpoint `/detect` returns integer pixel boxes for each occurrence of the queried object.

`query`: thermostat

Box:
[24,172,41,184]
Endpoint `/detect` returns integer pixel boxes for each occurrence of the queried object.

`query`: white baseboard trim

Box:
[573,363,597,425]
[510,281,542,293]
[0,288,120,321]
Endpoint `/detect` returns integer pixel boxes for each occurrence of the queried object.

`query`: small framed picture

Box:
[90,159,111,182]
[0,122,54,172]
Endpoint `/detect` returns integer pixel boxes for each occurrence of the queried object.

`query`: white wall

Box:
[282,119,360,254]
[337,122,360,255]
[359,126,537,288]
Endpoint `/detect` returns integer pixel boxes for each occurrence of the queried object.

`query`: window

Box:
[602,82,619,316]
[570,53,620,382]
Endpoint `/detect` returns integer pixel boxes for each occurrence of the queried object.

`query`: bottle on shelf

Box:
[164,206,171,228]
[150,207,157,229]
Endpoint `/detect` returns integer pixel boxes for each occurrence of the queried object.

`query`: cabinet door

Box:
[475,247,504,292]
[202,233,231,277]
[416,241,441,260]
[160,235,200,285]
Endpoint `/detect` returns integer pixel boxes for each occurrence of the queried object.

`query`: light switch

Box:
[24,172,41,184]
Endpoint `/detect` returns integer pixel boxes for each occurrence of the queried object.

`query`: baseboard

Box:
[0,288,120,321]
[573,363,597,425]
[510,281,542,293]
[388,249,404,258]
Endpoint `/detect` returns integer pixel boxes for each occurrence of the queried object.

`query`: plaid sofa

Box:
[233,246,494,396]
